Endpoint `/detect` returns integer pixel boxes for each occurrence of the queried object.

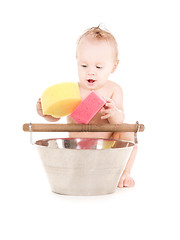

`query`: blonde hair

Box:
[77,25,119,60]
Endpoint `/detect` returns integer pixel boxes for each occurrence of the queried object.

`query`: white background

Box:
[0,0,180,239]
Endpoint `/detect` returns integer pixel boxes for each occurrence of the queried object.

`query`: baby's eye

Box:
[81,64,87,68]
[96,66,102,69]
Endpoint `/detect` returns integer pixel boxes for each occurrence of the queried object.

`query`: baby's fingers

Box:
[105,102,113,108]
[105,98,112,103]
[37,100,42,109]
[101,108,110,114]
[36,98,44,116]
[101,113,111,119]
[37,98,42,107]
[101,108,111,119]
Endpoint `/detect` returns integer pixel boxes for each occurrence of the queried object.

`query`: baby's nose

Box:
[88,71,95,76]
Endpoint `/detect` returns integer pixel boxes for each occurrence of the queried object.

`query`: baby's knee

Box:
[121,132,134,141]
[112,131,135,142]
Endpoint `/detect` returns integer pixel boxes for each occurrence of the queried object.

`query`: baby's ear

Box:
[111,60,119,73]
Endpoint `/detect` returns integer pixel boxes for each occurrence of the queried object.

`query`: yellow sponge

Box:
[41,82,81,118]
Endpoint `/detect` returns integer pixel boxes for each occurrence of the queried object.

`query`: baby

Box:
[37,26,137,188]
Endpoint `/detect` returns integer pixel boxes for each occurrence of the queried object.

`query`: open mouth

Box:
[87,79,96,83]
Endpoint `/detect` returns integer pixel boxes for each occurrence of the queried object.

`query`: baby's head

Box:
[76,26,119,90]
[76,26,119,61]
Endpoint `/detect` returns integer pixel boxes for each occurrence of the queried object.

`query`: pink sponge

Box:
[70,91,106,124]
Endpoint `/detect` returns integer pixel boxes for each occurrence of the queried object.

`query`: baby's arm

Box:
[36,98,60,122]
[101,84,124,124]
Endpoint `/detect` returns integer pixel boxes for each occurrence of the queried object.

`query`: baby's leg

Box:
[112,131,137,188]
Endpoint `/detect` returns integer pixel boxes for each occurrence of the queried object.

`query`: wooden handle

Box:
[23,123,145,132]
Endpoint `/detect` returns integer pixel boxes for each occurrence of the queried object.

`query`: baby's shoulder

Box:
[106,80,123,94]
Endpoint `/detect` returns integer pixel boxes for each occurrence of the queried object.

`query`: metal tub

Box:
[35,138,134,196]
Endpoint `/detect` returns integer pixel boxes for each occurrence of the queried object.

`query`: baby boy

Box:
[37,26,137,188]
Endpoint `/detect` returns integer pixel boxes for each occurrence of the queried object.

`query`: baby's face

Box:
[76,38,118,90]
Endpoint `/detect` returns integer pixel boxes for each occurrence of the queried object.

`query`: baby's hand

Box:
[36,98,61,122]
[101,98,118,120]
[36,98,44,117]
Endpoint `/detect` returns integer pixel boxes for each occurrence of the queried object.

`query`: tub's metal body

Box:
[35,138,134,196]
